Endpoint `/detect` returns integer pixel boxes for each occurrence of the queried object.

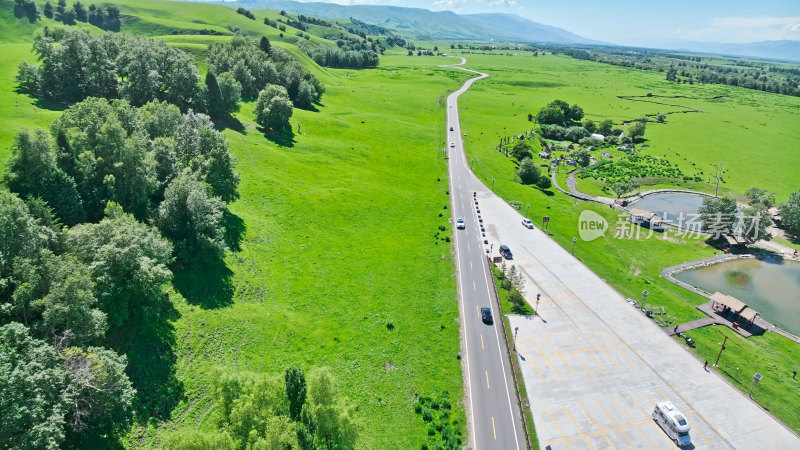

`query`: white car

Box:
[450,142,456,148]
[456,217,465,229]
[521,218,534,229]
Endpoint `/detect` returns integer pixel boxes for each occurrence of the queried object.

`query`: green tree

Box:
[307,368,358,449]
[609,179,640,199]
[510,139,531,161]
[598,119,614,136]
[744,187,775,208]
[698,196,738,239]
[5,129,85,225]
[73,2,88,22]
[628,119,646,141]
[14,60,40,94]
[285,367,307,422]
[61,346,135,437]
[259,36,272,55]
[535,106,564,126]
[780,191,800,237]
[737,205,771,242]
[254,84,294,131]
[517,157,540,185]
[44,1,53,18]
[583,120,597,134]
[572,149,591,167]
[205,71,224,119]
[656,112,666,123]
[567,104,584,122]
[156,174,227,265]
[0,322,70,449]
[165,430,235,449]
[565,126,589,142]
[12,253,107,347]
[217,72,242,114]
[67,203,173,329]
[666,66,677,82]
[0,189,56,297]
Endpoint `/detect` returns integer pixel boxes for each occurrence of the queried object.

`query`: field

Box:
[0,1,475,447]
[458,52,800,201]
[454,51,800,432]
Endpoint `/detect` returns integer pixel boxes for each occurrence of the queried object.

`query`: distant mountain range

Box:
[213,0,605,45]
[665,40,800,62]
[192,1,800,61]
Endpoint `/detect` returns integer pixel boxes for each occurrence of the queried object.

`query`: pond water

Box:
[630,193,707,231]
[674,257,800,336]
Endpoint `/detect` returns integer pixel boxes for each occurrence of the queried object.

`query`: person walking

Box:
[704,360,708,370]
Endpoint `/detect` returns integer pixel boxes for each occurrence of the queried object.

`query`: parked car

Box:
[480,307,493,324]
[521,218,534,229]
[450,142,456,148]
[499,244,512,259]
[450,126,454,131]
[456,217,465,229]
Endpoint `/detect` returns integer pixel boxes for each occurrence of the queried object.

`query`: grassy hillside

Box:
[1,1,470,447]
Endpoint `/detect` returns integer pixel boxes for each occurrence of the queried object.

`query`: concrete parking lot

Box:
[476,193,799,449]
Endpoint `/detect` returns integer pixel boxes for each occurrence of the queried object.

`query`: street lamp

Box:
[642,289,648,308]
[492,177,495,191]
[535,293,541,315]
[571,237,577,254]
[526,203,530,218]
[514,326,519,352]
[749,372,762,397]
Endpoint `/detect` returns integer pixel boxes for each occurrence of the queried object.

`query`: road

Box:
[444,58,525,450]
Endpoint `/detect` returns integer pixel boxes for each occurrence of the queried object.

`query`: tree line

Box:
[1,94,241,445]
[164,367,358,449]
[304,46,379,69]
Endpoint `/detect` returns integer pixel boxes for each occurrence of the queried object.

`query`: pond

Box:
[674,257,800,336]
[630,192,707,231]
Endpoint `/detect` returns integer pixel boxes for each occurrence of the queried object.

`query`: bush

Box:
[540,124,565,140]
[565,126,590,142]
[536,176,552,189]
[517,157,541,185]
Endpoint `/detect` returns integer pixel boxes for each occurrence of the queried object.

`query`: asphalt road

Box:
[444,58,525,450]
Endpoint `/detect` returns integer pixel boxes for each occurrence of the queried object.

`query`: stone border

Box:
[661,253,800,344]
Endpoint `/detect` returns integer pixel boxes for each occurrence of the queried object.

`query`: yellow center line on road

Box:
[481,334,484,349]
[469,260,473,269]
[492,417,497,440]
[467,242,470,252]
[473,280,476,291]
[485,371,490,389]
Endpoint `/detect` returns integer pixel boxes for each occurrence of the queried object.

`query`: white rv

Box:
[652,401,692,447]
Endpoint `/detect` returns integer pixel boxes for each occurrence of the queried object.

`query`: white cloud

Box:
[479,0,518,6]
[678,16,800,43]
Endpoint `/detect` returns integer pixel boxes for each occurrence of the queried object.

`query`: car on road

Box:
[456,217,465,229]
[499,244,512,259]
[450,142,455,148]
[449,126,454,131]
[480,307,493,324]
[521,218,534,229]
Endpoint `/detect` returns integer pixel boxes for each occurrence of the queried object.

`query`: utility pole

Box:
[713,329,741,367]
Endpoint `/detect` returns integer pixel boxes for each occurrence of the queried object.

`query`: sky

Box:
[288,0,800,45]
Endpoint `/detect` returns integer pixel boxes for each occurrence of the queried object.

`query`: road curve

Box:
[442,57,525,450]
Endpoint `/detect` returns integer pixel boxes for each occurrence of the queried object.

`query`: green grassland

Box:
[1,1,473,447]
[454,51,800,431]
[459,52,800,201]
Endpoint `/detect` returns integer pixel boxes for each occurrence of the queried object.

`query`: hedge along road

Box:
[443,57,525,449]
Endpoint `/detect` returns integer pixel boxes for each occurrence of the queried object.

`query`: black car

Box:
[480,307,493,324]
[499,244,512,259]
[449,126,454,131]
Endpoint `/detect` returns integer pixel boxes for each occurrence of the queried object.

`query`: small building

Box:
[539,151,551,159]
[602,151,613,158]
[591,133,605,141]
[711,292,759,328]
[586,146,594,152]
[565,158,577,166]
[629,208,665,230]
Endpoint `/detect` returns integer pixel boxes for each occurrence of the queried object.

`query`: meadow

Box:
[0,1,476,447]
[454,51,800,432]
